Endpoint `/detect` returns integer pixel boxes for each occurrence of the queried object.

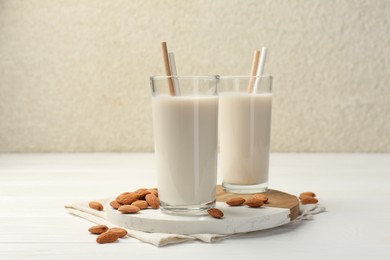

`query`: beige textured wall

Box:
[0,0,389,152]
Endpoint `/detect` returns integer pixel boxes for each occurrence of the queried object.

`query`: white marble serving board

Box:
[106,201,291,235]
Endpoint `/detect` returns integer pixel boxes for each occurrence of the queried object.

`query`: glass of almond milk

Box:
[150,75,219,215]
[219,75,272,193]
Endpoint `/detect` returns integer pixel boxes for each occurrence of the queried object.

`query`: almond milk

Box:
[152,95,218,210]
[219,93,272,188]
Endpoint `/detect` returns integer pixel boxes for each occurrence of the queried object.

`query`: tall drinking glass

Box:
[218,75,272,193]
[150,75,219,215]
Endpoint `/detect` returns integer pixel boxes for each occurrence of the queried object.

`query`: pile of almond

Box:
[88,188,160,215]
[87,188,159,244]
[110,188,160,213]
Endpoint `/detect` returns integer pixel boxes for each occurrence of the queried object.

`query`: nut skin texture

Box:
[109,200,121,209]
[89,201,104,211]
[88,225,109,234]
[137,190,151,200]
[300,197,319,205]
[145,194,159,209]
[131,200,149,210]
[300,192,316,198]
[96,232,119,244]
[116,193,140,205]
[108,228,127,238]
[147,189,158,197]
[226,197,246,206]
[252,194,269,203]
[244,198,264,208]
[135,188,148,193]
[208,208,224,219]
[118,205,140,214]
[115,192,130,201]
[299,192,317,200]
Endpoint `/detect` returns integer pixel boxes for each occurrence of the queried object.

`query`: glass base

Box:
[160,200,216,216]
[222,182,268,194]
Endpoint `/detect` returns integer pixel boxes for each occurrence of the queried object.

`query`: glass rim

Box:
[150,75,219,81]
[219,75,272,79]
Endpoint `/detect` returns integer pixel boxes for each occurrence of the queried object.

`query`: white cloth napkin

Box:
[65,198,325,247]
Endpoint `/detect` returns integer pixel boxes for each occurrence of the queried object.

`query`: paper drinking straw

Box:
[168,52,181,95]
[253,47,268,94]
[247,50,260,93]
[161,42,175,95]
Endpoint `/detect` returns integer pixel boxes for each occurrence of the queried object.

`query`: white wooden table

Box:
[1,153,389,259]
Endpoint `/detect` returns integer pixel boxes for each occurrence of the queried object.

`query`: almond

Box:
[147,188,158,197]
[89,201,104,211]
[108,228,127,238]
[115,192,130,201]
[244,198,264,208]
[88,225,108,234]
[131,200,149,210]
[226,197,245,206]
[116,193,140,205]
[96,231,119,244]
[109,200,121,209]
[145,194,159,209]
[207,208,224,219]
[135,188,148,193]
[118,205,140,214]
[299,192,316,200]
[300,197,318,205]
[252,194,269,203]
[299,195,313,200]
[137,190,151,200]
